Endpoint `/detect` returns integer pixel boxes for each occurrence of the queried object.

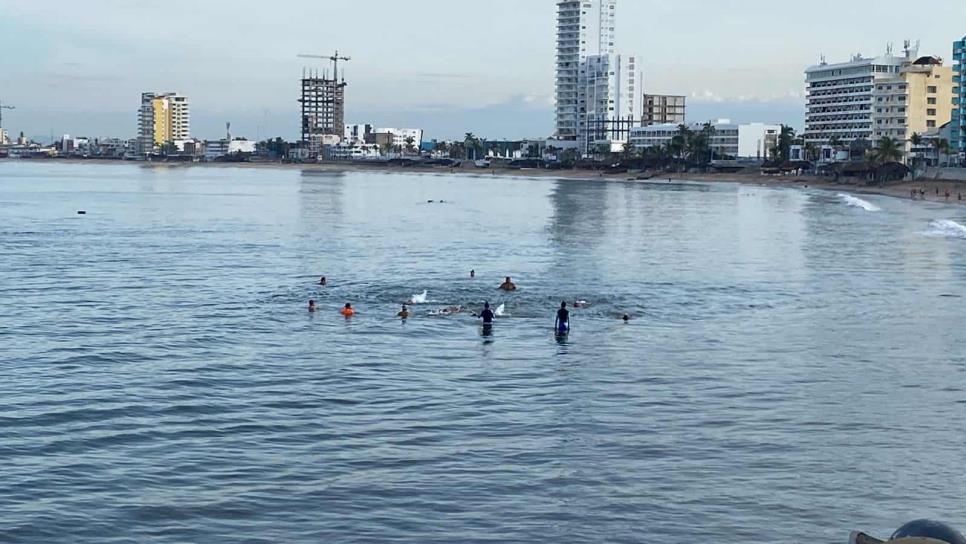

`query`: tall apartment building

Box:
[804,42,953,157]
[642,94,686,126]
[138,92,190,156]
[556,0,636,153]
[952,36,966,157]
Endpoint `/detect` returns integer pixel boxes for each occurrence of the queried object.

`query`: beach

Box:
[8,157,964,206]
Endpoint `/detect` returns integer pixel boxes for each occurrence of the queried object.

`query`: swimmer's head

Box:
[561,301,567,309]
[484,302,490,309]
[345,303,352,309]
[622,314,630,322]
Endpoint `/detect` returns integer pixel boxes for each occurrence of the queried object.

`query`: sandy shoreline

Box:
[4,157,965,206]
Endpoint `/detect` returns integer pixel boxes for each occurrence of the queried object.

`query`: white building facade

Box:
[375,128,424,150]
[629,120,779,160]
[138,92,190,156]
[555,0,636,154]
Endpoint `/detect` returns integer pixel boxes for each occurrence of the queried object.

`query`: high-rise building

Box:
[0,128,8,145]
[299,68,346,158]
[555,0,627,152]
[641,94,686,126]
[138,92,190,156]
[952,36,966,158]
[804,42,953,158]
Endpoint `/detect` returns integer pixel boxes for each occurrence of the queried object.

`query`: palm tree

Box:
[436,141,449,156]
[776,125,796,164]
[872,137,903,164]
[933,138,951,167]
[463,132,481,160]
[404,136,416,155]
[804,142,819,162]
[909,133,923,178]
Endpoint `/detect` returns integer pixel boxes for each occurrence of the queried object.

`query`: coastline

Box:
[3,157,965,206]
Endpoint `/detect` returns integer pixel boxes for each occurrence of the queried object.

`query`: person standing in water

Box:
[308,300,317,313]
[398,305,410,319]
[499,277,517,291]
[341,303,355,318]
[478,302,495,326]
[470,269,476,278]
[319,276,327,286]
[555,301,570,334]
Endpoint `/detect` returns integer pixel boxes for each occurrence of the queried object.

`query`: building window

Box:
[927,120,936,128]
[928,97,937,105]
[928,86,938,93]
[928,109,937,116]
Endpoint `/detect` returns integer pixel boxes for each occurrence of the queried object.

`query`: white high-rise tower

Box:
[554,0,636,154]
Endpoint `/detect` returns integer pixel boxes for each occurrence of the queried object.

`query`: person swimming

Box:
[555,301,570,334]
[398,304,411,319]
[470,269,475,278]
[622,314,630,323]
[341,303,355,317]
[438,305,463,316]
[308,300,317,313]
[319,276,327,286]
[477,302,495,326]
[499,276,517,291]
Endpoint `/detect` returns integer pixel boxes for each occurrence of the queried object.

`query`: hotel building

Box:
[952,36,966,158]
[804,42,953,158]
[138,92,190,156]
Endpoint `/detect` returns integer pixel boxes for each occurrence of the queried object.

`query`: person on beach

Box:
[308,300,317,313]
[499,277,517,291]
[946,189,951,201]
[398,305,410,319]
[319,276,327,286]
[341,303,355,318]
[555,302,570,334]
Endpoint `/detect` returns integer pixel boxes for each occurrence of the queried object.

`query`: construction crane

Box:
[297,50,351,80]
[0,100,14,132]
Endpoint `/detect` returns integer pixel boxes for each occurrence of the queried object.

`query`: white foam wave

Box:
[838,193,880,212]
[494,303,506,317]
[924,219,966,239]
[409,290,428,304]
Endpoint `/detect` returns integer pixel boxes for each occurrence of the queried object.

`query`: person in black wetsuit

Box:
[478,302,495,326]
[555,301,570,334]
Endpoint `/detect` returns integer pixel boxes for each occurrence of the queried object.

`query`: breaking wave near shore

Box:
[924,219,966,239]
[838,193,880,212]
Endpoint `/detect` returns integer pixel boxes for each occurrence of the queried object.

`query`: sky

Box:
[2,0,965,142]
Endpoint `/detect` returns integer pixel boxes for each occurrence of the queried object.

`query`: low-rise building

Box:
[630,120,777,160]
[375,128,424,151]
[344,124,374,145]
[204,138,256,161]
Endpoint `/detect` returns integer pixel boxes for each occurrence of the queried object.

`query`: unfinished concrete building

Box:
[641,94,686,126]
[299,68,346,157]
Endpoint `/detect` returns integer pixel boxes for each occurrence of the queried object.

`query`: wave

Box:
[924,219,966,239]
[495,303,506,317]
[409,290,429,304]
[838,193,880,212]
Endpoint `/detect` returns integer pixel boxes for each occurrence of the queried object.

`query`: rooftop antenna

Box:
[226,122,231,141]
[886,42,893,56]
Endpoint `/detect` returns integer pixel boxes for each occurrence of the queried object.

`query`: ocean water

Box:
[2,161,966,543]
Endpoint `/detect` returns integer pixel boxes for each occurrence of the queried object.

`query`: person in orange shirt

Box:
[341,303,355,317]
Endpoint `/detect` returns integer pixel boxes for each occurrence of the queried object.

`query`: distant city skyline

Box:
[2,0,965,141]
